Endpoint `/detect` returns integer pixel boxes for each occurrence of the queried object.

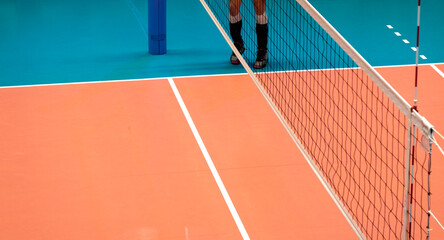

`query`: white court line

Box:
[431,64,444,79]
[434,138,444,157]
[0,72,246,89]
[168,78,250,240]
[385,26,428,59]
[2,62,444,90]
[374,62,444,69]
[0,77,165,89]
[430,211,444,231]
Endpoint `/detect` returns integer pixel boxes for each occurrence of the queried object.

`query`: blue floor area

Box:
[0,0,443,86]
[0,0,240,86]
[310,0,444,66]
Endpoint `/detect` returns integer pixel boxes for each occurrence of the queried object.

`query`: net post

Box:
[402,118,413,240]
[427,128,434,240]
[148,0,166,55]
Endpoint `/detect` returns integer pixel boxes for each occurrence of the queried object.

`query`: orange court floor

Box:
[0,64,443,239]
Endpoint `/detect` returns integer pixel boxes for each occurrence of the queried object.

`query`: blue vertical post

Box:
[148,0,166,55]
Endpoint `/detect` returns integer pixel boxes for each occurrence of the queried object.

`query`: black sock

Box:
[256,23,268,51]
[230,20,243,45]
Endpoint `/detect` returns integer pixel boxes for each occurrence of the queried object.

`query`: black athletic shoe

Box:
[254,49,268,69]
[230,42,245,65]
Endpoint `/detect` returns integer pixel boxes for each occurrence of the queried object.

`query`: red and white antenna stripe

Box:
[407,1,423,239]
[414,0,421,109]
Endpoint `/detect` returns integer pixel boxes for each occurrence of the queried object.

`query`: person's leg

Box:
[229,0,244,64]
[253,0,268,69]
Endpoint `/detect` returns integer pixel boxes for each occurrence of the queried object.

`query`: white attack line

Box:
[433,129,444,157]
[403,39,410,44]
[387,25,394,29]
[395,32,402,36]
[435,130,444,140]
[430,211,444,231]
[434,139,444,157]
[168,78,250,240]
[431,64,444,79]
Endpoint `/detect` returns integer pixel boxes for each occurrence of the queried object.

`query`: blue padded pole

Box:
[148,0,166,55]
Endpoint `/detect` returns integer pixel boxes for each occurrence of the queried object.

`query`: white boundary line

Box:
[0,72,247,89]
[1,62,444,90]
[431,64,444,79]
[374,62,444,69]
[387,62,444,67]
[167,77,250,240]
[0,77,165,89]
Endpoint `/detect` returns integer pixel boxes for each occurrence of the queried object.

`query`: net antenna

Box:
[404,1,435,239]
[413,0,421,111]
[200,0,434,239]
